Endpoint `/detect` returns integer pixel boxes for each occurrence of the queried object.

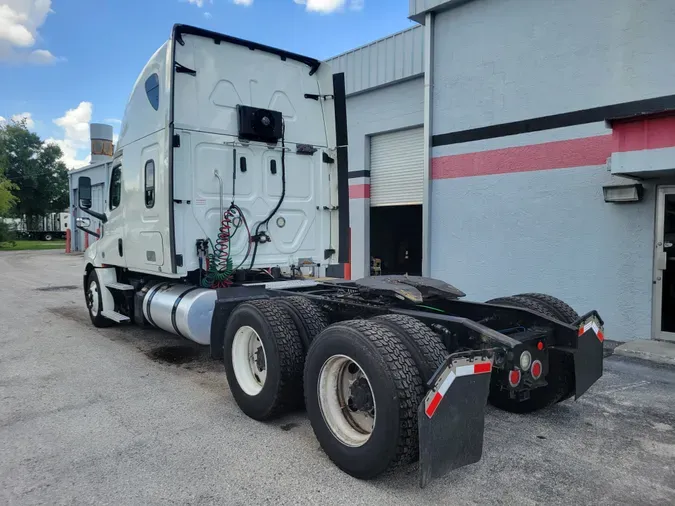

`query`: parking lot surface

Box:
[1,250,674,505]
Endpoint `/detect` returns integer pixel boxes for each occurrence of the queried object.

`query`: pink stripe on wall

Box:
[432,113,675,180]
[432,135,614,180]
[349,184,370,199]
[612,115,675,152]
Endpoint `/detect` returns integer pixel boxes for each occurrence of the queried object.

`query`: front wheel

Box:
[304,320,424,479]
[85,270,113,328]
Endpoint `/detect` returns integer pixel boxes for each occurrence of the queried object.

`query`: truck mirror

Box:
[78,176,92,209]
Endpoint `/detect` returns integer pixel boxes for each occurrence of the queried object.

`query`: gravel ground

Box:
[1,250,674,505]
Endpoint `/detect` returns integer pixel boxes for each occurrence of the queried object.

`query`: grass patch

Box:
[0,240,66,251]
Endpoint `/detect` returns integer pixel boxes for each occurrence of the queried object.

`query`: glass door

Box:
[653,186,675,342]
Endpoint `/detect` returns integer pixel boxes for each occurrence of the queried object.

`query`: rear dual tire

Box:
[223,300,435,479]
[304,320,424,478]
[223,300,305,421]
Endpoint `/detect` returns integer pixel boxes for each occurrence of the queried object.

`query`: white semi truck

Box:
[76,25,605,486]
[10,212,69,241]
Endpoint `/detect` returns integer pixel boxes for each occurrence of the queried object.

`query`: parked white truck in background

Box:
[3,212,69,241]
[75,24,605,487]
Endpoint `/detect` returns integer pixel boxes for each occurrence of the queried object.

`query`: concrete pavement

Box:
[615,339,675,366]
[0,250,674,505]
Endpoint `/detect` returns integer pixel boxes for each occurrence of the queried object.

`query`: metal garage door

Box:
[370,127,424,207]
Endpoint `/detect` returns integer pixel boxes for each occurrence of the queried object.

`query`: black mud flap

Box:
[418,354,493,488]
[573,313,605,399]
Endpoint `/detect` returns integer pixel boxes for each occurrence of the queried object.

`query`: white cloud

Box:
[204,11,212,18]
[10,112,34,129]
[45,137,90,170]
[294,0,362,14]
[0,1,60,64]
[187,0,204,6]
[0,116,6,125]
[27,48,57,64]
[104,118,122,125]
[233,0,253,5]
[46,101,93,170]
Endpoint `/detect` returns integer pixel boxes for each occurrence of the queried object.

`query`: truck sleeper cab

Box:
[77,25,604,488]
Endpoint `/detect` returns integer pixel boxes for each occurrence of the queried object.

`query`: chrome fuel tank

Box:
[142,283,217,345]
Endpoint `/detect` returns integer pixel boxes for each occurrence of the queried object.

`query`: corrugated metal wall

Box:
[325,26,424,96]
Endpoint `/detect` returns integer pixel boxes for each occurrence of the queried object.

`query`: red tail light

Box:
[508,369,521,387]
[531,360,543,380]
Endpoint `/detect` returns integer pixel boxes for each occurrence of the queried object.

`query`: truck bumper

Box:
[417,312,605,488]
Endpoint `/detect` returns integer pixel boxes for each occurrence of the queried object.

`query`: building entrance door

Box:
[653,186,675,342]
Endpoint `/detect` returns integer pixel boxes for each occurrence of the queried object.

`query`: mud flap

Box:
[418,354,493,488]
[574,313,604,399]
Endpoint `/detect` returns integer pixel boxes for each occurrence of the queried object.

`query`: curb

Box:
[613,341,675,366]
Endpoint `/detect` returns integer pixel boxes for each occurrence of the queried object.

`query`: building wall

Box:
[325,26,424,96]
[432,0,675,134]
[428,0,675,340]
[68,162,109,252]
[346,76,424,278]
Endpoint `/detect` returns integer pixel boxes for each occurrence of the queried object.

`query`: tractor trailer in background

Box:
[75,24,605,487]
[4,212,69,241]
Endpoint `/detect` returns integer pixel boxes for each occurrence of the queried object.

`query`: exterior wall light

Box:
[602,184,644,203]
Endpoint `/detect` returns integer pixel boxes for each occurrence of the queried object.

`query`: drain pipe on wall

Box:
[422,11,435,277]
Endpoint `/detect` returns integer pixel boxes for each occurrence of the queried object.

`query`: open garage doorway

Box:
[368,127,425,277]
[370,205,422,275]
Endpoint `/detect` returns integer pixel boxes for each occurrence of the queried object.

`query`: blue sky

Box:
[0,0,415,168]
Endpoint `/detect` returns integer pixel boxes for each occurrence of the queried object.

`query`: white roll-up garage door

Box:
[370,127,424,207]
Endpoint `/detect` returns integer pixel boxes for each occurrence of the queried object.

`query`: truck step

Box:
[101,310,131,323]
[106,282,135,291]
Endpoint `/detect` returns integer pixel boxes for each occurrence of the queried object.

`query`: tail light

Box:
[531,360,543,380]
[508,369,521,387]
[519,351,532,371]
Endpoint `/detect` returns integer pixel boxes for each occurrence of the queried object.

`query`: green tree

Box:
[0,173,17,215]
[0,119,69,227]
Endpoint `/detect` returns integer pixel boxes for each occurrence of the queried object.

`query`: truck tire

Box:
[371,314,448,383]
[304,320,424,479]
[517,293,579,324]
[274,296,327,349]
[223,300,304,421]
[85,270,114,328]
[485,295,574,413]
[43,233,53,241]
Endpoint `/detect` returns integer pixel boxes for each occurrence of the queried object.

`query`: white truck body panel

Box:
[172,33,337,275]
[90,29,339,278]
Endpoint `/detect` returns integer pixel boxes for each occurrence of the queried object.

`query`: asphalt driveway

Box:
[1,250,674,505]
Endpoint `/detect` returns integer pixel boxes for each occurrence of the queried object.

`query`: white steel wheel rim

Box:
[318,355,376,448]
[88,280,99,317]
[232,326,268,396]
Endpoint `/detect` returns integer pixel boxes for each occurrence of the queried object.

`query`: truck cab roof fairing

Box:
[170,24,322,76]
